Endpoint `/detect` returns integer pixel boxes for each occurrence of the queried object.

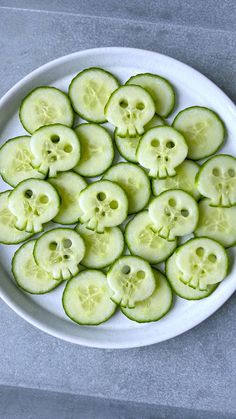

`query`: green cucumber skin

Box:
[126,73,175,117]
[62,269,117,326]
[69,67,120,123]
[172,106,226,161]
[19,86,75,134]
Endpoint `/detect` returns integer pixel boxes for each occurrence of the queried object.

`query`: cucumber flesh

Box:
[79,180,128,233]
[121,269,172,322]
[175,238,228,291]
[152,160,200,200]
[103,162,150,214]
[19,86,74,134]
[8,179,60,233]
[34,228,85,281]
[73,123,114,177]
[125,211,177,264]
[126,73,175,117]
[0,136,44,187]
[149,190,199,240]
[49,171,87,225]
[30,124,80,178]
[197,154,236,207]
[105,85,155,137]
[12,240,61,294]
[69,67,119,123]
[137,126,188,178]
[107,256,155,308]
[62,270,117,325]
[173,106,225,160]
[195,198,236,247]
[0,191,32,244]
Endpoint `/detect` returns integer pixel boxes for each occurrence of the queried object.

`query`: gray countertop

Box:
[0,1,235,418]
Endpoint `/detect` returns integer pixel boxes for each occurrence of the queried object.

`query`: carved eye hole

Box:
[166,141,175,149]
[119,100,128,108]
[212,167,220,176]
[136,102,145,110]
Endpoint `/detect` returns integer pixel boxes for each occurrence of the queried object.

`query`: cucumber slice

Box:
[125,211,177,264]
[149,190,199,240]
[166,252,217,300]
[105,85,155,137]
[115,114,165,163]
[73,123,114,177]
[137,126,188,178]
[79,180,128,233]
[195,198,236,247]
[196,154,236,207]
[75,224,124,269]
[0,191,32,244]
[49,172,87,225]
[103,162,150,214]
[152,160,200,200]
[126,73,175,117]
[62,270,117,325]
[30,124,80,177]
[12,240,61,294]
[173,106,225,160]
[8,179,60,233]
[121,269,172,322]
[19,86,74,134]
[0,136,44,187]
[175,238,228,291]
[69,67,119,123]
[107,256,155,308]
[34,228,85,281]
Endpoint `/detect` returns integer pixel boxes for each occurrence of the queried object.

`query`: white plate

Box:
[0,47,235,349]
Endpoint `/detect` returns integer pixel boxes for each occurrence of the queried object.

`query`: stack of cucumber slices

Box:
[0,66,234,327]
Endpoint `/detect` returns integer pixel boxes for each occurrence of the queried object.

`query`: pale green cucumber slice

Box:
[49,172,87,225]
[115,114,165,163]
[126,73,175,117]
[173,106,225,160]
[0,136,44,187]
[195,198,236,247]
[175,238,228,291]
[125,210,177,264]
[152,160,200,200]
[196,154,236,207]
[107,256,155,308]
[73,123,114,177]
[8,179,60,233]
[12,240,61,294]
[62,270,117,325]
[34,228,85,281]
[30,124,80,177]
[79,180,128,233]
[19,86,74,134]
[0,191,32,244]
[166,252,218,300]
[137,126,188,178]
[69,67,119,123]
[105,85,155,137]
[121,269,172,322]
[75,224,124,269]
[149,190,199,240]
[103,162,150,214]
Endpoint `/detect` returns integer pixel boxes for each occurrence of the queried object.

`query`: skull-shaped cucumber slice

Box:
[34,228,85,281]
[197,155,236,207]
[8,179,60,233]
[78,180,128,233]
[175,238,228,291]
[149,190,199,240]
[30,124,80,177]
[105,85,155,137]
[107,256,155,308]
[137,127,188,178]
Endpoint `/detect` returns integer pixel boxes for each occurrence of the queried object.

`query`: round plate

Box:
[0,47,235,349]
